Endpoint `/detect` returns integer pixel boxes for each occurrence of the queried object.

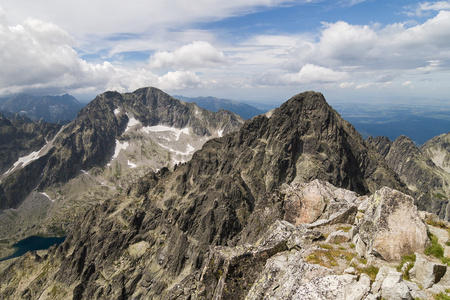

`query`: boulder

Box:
[445,246,450,259]
[372,266,397,294]
[283,180,358,226]
[428,225,449,245]
[353,187,428,261]
[246,252,335,300]
[409,253,447,289]
[325,230,350,244]
[380,271,412,300]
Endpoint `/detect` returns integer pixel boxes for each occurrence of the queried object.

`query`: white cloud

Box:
[149,41,229,69]
[157,71,201,90]
[282,64,349,84]
[0,0,299,37]
[0,16,205,96]
[409,1,450,16]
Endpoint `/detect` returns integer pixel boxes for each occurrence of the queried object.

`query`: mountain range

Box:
[0,94,85,123]
[0,88,449,299]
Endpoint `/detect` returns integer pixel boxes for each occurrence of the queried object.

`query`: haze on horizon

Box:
[1,0,450,105]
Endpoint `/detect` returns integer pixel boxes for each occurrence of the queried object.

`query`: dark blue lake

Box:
[0,235,65,262]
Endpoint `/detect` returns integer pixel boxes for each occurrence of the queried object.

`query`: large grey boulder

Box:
[409,253,447,289]
[353,187,428,261]
[380,271,413,300]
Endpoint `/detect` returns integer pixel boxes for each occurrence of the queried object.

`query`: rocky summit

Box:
[0,90,449,299]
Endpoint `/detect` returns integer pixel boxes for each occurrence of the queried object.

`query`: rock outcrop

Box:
[367,135,450,220]
[353,187,428,261]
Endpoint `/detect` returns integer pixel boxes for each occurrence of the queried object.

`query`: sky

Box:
[1,0,450,104]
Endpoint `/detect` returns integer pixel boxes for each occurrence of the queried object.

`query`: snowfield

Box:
[140,125,190,141]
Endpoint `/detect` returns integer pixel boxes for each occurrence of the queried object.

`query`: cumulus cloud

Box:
[253,64,348,86]
[282,64,349,84]
[157,71,201,90]
[0,15,205,96]
[149,41,229,69]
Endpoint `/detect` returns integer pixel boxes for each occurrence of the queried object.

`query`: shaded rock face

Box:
[353,187,428,261]
[0,87,243,209]
[0,114,61,209]
[367,135,450,220]
[0,91,407,299]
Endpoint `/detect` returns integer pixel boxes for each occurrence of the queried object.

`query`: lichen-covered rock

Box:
[325,230,350,244]
[353,187,428,261]
[245,252,335,300]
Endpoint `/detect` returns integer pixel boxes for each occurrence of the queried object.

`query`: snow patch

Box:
[218,129,224,137]
[112,140,130,160]
[114,107,121,115]
[127,160,137,168]
[125,115,141,132]
[3,144,47,176]
[40,192,54,203]
[157,143,196,156]
[140,125,189,141]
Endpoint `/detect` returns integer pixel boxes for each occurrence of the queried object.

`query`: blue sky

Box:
[1,0,450,105]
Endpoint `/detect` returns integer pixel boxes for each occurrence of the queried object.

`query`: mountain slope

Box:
[0,91,408,299]
[0,87,243,210]
[0,94,85,123]
[366,135,450,220]
[421,132,450,173]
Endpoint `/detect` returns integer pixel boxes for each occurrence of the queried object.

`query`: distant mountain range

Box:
[173,95,266,120]
[0,94,85,123]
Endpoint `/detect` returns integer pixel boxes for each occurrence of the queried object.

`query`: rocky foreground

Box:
[0,91,449,299]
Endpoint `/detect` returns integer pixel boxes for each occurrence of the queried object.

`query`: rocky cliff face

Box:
[421,132,450,173]
[0,91,417,299]
[367,135,450,220]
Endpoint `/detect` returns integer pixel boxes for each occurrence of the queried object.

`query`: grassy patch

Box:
[434,289,450,300]
[426,233,450,266]
[426,216,448,229]
[318,244,333,250]
[337,226,352,232]
[305,248,354,268]
[425,233,444,259]
[356,265,379,281]
[396,253,416,280]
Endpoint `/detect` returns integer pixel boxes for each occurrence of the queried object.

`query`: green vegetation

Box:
[433,193,447,200]
[425,233,450,266]
[434,289,450,300]
[318,244,333,250]
[425,216,448,229]
[396,253,416,280]
[357,265,379,281]
[337,225,352,232]
[305,248,354,268]
[425,233,444,259]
